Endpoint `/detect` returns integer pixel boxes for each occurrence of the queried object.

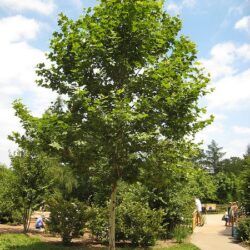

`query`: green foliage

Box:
[116,197,164,246]
[237,217,250,242]
[173,225,191,243]
[33,0,212,186]
[47,165,78,200]
[218,157,246,175]
[214,172,239,204]
[10,151,54,232]
[238,159,250,213]
[0,164,20,224]
[88,182,164,246]
[142,160,215,235]
[47,196,87,244]
[87,205,109,242]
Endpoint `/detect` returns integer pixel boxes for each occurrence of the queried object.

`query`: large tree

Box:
[11,0,212,248]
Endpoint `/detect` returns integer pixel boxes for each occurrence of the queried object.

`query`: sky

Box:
[0,0,249,166]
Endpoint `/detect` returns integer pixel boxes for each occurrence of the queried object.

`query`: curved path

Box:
[191,214,246,250]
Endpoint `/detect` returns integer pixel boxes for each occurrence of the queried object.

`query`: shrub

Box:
[0,210,22,225]
[86,206,109,242]
[87,201,164,246]
[173,225,191,243]
[237,217,250,242]
[47,197,87,244]
[116,201,165,246]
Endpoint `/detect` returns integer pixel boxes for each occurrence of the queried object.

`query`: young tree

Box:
[9,151,54,232]
[12,0,212,248]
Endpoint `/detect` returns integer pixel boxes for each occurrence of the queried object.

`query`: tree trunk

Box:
[23,208,28,233]
[23,207,32,233]
[109,182,117,250]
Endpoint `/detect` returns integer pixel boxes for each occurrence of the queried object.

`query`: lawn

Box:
[0,234,90,250]
[162,243,200,250]
[0,234,200,250]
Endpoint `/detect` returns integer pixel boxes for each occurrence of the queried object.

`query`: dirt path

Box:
[191,214,247,250]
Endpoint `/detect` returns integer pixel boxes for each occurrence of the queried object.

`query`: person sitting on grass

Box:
[35,215,45,230]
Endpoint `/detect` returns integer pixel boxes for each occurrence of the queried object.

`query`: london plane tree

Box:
[11,0,212,249]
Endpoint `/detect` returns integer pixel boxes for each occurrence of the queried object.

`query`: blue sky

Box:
[0,0,249,166]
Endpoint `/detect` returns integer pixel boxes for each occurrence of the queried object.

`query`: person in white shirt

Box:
[195,197,202,226]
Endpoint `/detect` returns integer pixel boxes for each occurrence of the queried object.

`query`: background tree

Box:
[11,0,212,248]
[9,151,54,232]
[245,144,250,157]
[217,157,245,175]
[0,164,20,224]
[204,140,225,173]
[239,151,250,213]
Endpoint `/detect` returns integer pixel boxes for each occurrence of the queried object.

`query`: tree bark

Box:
[109,182,117,250]
[23,207,32,233]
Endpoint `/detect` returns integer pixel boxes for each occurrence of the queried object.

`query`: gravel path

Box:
[191,214,246,250]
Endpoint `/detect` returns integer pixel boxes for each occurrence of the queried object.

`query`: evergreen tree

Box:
[205,140,225,173]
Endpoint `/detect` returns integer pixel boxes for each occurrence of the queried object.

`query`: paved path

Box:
[191,214,246,250]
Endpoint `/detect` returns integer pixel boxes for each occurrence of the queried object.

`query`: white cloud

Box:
[0,15,40,43]
[165,3,181,14]
[232,126,250,135]
[206,69,250,109]
[165,0,196,14]
[197,40,250,158]
[195,120,224,143]
[0,0,55,15]
[237,44,250,60]
[201,42,236,79]
[201,42,250,80]
[0,15,56,166]
[235,16,250,34]
[226,138,250,157]
[182,0,196,8]
[70,0,83,8]
[228,0,250,17]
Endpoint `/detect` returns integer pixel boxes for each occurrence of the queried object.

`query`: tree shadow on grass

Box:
[4,241,108,250]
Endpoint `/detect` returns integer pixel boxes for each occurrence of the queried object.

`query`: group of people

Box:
[223,202,239,227]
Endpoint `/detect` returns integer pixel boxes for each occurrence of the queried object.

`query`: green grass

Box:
[162,243,200,250]
[0,234,90,250]
[0,234,200,250]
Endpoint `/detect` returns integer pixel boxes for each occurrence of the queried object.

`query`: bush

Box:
[173,225,191,243]
[88,182,164,246]
[237,217,250,242]
[86,206,109,242]
[47,197,87,244]
[0,210,22,225]
[116,200,165,246]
